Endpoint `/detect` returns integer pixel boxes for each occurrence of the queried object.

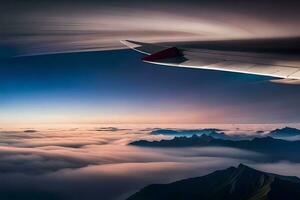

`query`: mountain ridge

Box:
[148,126,300,140]
[130,134,300,162]
[127,164,300,200]
[269,127,300,138]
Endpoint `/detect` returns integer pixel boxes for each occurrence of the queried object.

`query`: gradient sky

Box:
[1,47,300,124]
[1,0,300,124]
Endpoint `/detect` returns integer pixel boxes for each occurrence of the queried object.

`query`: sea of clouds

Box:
[0,124,299,200]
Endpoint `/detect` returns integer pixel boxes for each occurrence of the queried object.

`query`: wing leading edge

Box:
[121,40,300,80]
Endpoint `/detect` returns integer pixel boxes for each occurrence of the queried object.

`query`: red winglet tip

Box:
[143,47,182,62]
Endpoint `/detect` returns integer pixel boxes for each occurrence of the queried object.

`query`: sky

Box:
[1,48,300,125]
[1,0,300,54]
[1,0,300,125]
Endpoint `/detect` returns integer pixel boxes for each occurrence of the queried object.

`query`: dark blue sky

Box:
[1,48,300,124]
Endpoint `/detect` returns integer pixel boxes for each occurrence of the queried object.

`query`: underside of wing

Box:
[121,40,300,80]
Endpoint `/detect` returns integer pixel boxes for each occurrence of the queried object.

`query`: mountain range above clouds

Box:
[268,127,300,138]
[149,126,300,140]
[131,127,300,162]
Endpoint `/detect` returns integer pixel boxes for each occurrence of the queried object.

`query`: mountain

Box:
[150,127,300,141]
[268,127,300,138]
[130,135,300,161]
[150,128,241,140]
[131,134,215,147]
[208,131,234,140]
[127,164,300,200]
[130,134,297,150]
[150,128,221,136]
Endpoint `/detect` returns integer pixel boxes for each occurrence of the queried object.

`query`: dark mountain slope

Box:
[127,164,300,200]
[268,127,300,138]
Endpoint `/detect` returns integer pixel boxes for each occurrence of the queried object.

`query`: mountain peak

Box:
[235,164,263,178]
[237,163,249,169]
[128,164,300,200]
[269,127,300,137]
[198,134,214,141]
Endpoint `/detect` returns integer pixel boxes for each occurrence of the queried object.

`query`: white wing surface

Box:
[121,40,300,80]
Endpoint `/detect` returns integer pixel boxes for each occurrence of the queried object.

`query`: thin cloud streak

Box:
[2,1,300,55]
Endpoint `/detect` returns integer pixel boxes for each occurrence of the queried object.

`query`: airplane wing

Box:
[121,40,300,81]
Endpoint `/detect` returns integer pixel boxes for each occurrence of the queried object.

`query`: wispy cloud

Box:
[2,1,300,55]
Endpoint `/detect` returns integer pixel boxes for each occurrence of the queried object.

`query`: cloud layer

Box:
[0,125,298,199]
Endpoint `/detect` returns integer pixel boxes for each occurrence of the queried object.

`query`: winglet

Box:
[120,40,152,55]
[120,40,170,55]
[120,40,142,50]
[142,47,183,62]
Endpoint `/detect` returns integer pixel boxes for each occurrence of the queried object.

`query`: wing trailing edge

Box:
[121,40,300,81]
